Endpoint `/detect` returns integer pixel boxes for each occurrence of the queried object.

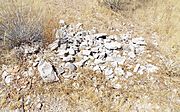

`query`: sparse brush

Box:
[0,0,44,48]
[98,0,152,12]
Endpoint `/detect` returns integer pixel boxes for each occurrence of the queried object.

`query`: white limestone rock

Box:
[48,39,60,51]
[104,42,121,50]
[94,59,105,65]
[57,67,65,75]
[68,48,76,55]
[4,75,14,85]
[114,67,125,76]
[82,50,92,56]
[65,62,77,72]
[132,37,146,46]
[62,55,75,62]
[94,33,107,39]
[38,60,59,82]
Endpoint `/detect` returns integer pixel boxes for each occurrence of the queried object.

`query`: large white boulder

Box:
[38,60,59,82]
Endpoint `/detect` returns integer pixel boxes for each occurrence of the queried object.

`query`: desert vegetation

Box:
[0,0,179,111]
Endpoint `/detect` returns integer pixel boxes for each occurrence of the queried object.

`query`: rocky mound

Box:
[2,21,159,87]
[1,21,163,111]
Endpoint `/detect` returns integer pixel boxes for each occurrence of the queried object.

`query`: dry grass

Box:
[99,0,180,61]
[1,68,179,111]
[0,0,180,111]
[0,0,44,48]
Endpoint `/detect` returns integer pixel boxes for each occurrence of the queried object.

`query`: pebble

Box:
[125,72,133,79]
[112,56,126,65]
[132,37,146,46]
[57,67,65,75]
[36,103,43,110]
[93,65,101,72]
[114,67,125,76]
[68,48,76,55]
[94,33,107,39]
[82,50,92,56]
[65,62,77,72]
[48,39,59,51]
[2,71,9,80]
[94,59,105,65]
[4,75,13,85]
[62,55,75,62]
[104,68,113,76]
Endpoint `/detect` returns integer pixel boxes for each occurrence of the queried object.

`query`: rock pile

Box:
[39,21,158,82]
[1,21,159,87]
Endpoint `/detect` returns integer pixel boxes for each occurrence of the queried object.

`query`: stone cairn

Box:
[1,21,158,89]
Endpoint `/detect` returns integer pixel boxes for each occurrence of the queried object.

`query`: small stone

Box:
[24,45,40,54]
[94,33,107,39]
[36,103,43,110]
[68,48,76,55]
[105,74,114,80]
[4,75,13,85]
[65,62,77,72]
[99,65,106,71]
[125,72,133,78]
[38,60,59,82]
[132,37,146,46]
[128,52,136,58]
[57,49,69,57]
[94,59,105,65]
[2,71,9,80]
[114,67,125,76]
[104,43,117,50]
[93,65,101,72]
[91,47,99,53]
[104,68,113,76]
[111,62,118,68]
[82,50,92,56]
[14,108,21,112]
[138,66,146,75]
[104,42,122,50]
[25,96,31,105]
[112,56,126,65]
[93,53,99,59]
[57,67,65,75]
[98,52,107,59]
[62,55,75,62]
[48,39,60,51]
[59,19,66,26]
[59,44,67,50]
[76,57,89,67]
[61,72,71,79]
